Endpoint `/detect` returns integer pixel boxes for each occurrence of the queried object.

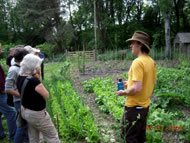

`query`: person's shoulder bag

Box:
[16,76,32,128]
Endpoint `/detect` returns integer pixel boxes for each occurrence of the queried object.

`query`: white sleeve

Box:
[11,58,16,66]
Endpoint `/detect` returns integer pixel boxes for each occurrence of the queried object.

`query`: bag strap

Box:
[20,76,32,104]
[13,64,20,68]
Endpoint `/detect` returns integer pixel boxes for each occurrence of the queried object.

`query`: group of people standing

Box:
[0,44,60,143]
[0,30,156,143]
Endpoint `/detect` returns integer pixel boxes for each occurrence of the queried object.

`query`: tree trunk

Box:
[173,0,180,32]
[106,0,109,13]
[68,0,78,49]
[51,0,63,52]
[165,13,171,58]
[110,0,114,24]
[124,1,136,24]
[94,0,97,60]
[96,0,108,52]
[136,0,143,21]
[181,0,186,31]
[117,0,123,25]
[56,40,63,53]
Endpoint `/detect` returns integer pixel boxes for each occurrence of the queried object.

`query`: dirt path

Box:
[71,61,131,143]
[72,74,120,143]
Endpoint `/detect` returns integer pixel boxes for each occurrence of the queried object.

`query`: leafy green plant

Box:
[154,66,190,107]
[36,43,56,58]
[178,60,190,69]
[0,59,8,76]
[83,77,125,120]
[154,93,183,109]
[77,52,86,74]
[59,61,71,80]
[82,66,190,143]
[51,81,100,142]
[46,71,100,142]
[146,130,165,143]
[82,78,102,93]
[0,43,16,59]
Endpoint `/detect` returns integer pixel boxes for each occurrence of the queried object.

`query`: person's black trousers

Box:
[121,106,149,143]
[7,94,14,107]
[41,62,44,80]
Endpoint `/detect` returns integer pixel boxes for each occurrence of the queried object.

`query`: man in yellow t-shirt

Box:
[117,31,156,143]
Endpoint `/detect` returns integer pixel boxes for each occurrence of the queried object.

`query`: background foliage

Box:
[0,0,190,57]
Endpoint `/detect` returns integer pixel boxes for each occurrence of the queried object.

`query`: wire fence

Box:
[97,47,190,62]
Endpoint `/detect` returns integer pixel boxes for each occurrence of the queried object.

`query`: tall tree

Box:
[0,0,10,41]
[123,0,136,23]
[67,0,78,49]
[158,0,173,58]
[182,0,190,31]
[115,0,125,25]
[136,0,143,21]
[17,0,71,51]
[173,0,180,32]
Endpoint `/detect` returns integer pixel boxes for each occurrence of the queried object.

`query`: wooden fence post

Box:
[65,49,68,60]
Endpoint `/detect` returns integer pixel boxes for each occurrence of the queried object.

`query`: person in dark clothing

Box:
[6,48,15,107]
[0,44,17,141]
[6,48,15,69]
[117,31,157,143]
[17,54,59,143]
[5,48,29,143]
[39,53,45,80]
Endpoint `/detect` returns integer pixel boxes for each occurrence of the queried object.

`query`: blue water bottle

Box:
[118,79,124,91]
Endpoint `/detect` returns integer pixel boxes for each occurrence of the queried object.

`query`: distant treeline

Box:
[0,0,190,55]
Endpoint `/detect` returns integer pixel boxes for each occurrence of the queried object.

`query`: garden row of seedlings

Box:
[46,77,100,142]
[82,66,190,143]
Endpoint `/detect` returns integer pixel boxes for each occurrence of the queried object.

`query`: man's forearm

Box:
[6,90,20,97]
[124,85,138,95]
[117,81,142,96]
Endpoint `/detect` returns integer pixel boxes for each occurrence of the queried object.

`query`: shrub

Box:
[35,43,56,58]
[178,60,190,69]
[0,43,16,58]
[0,59,8,76]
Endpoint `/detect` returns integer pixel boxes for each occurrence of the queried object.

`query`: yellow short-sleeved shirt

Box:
[126,55,157,108]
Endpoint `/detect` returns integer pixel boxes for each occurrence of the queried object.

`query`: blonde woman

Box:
[17,54,60,143]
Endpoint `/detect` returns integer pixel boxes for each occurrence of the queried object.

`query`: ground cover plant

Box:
[44,62,100,143]
[82,64,190,143]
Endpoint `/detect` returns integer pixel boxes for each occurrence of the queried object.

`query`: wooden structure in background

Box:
[174,33,190,59]
[66,50,96,61]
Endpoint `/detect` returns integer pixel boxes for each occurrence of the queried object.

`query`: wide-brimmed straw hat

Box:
[126,31,151,50]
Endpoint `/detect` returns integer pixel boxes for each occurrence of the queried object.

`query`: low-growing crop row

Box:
[50,81,100,142]
[44,62,100,143]
[82,77,125,120]
[154,66,190,107]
